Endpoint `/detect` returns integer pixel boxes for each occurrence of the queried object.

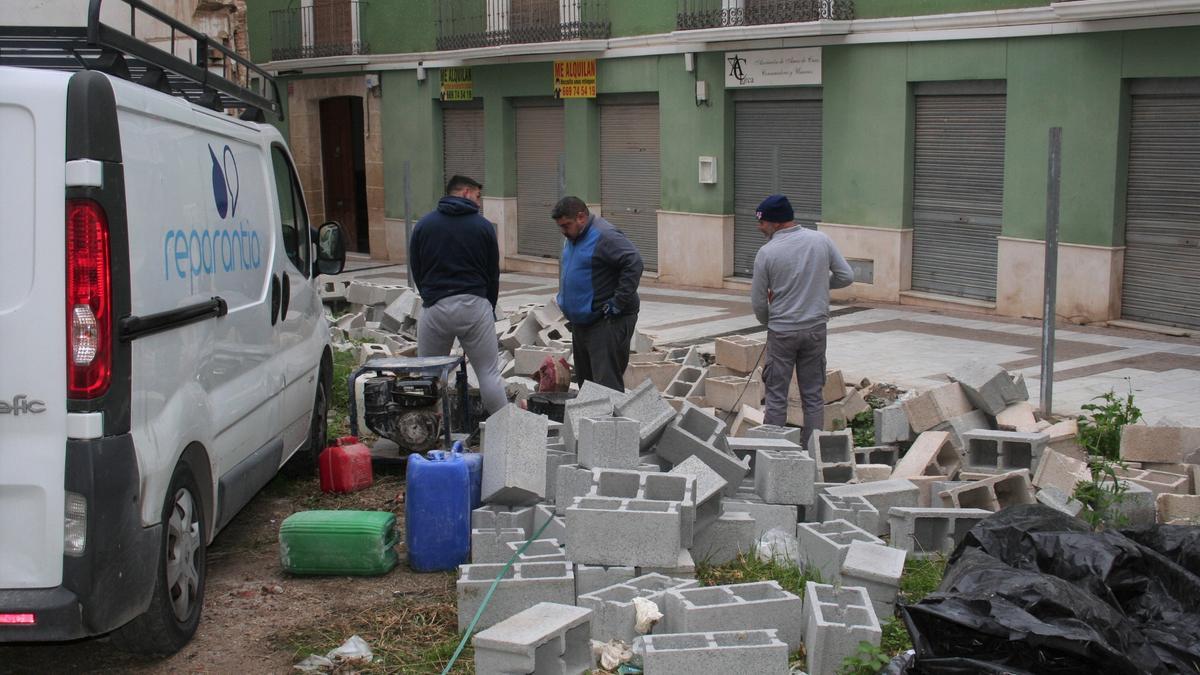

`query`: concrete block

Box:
[636,630,790,674]
[502,538,567,564]
[574,564,637,599]
[471,527,528,564]
[472,602,592,675]
[811,429,856,484]
[1032,448,1090,495]
[721,499,798,539]
[817,494,879,532]
[706,374,764,412]
[1114,466,1190,496]
[854,445,900,467]
[615,379,677,451]
[472,505,536,533]
[629,351,668,364]
[907,474,949,508]
[892,431,961,480]
[802,582,882,675]
[888,507,993,558]
[826,480,919,536]
[1158,493,1200,524]
[948,361,1019,416]
[728,405,765,438]
[932,409,991,450]
[902,382,973,433]
[545,448,574,502]
[638,547,698,579]
[714,334,767,373]
[630,330,655,354]
[531,300,564,328]
[590,467,699,547]
[854,464,893,482]
[357,342,392,364]
[657,405,747,495]
[481,404,549,505]
[1107,480,1156,528]
[499,314,540,350]
[840,541,906,620]
[795,519,884,581]
[962,429,1050,475]
[555,463,596,516]
[513,345,570,376]
[875,404,914,444]
[379,289,420,332]
[668,456,724,535]
[456,561,576,631]
[533,504,568,543]
[937,469,1035,512]
[537,323,570,348]
[576,416,641,470]
[691,511,757,565]
[664,364,708,399]
[1121,423,1200,465]
[625,361,681,392]
[563,391,617,454]
[822,369,847,404]
[840,387,871,420]
[319,278,350,303]
[345,280,389,306]
[994,401,1039,432]
[754,449,816,506]
[577,574,698,644]
[820,399,851,432]
[565,496,684,568]
[746,424,805,447]
[664,581,804,651]
[1036,485,1084,518]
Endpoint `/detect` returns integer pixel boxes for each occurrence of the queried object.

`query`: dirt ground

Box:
[0,470,460,674]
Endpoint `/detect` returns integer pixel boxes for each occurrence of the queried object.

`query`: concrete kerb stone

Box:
[817,494,879,532]
[481,404,549,505]
[471,527,528,564]
[892,431,961,481]
[565,496,684,568]
[948,361,1021,416]
[887,507,993,559]
[962,429,1051,475]
[825,479,920,536]
[795,519,884,582]
[840,541,907,620]
[574,564,638,599]
[754,448,817,506]
[577,416,641,470]
[691,511,757,566]
[937,469,1035,512]
[802,582,882,675]
[875,404,914,445]
[472,601,592,675]
[615,379,678,451]
[811,429,856,483]
[663,581,805,652]
[456,561,576,631]
[635,630,790,674]
[577,573,699,644]
[902,382,973,433]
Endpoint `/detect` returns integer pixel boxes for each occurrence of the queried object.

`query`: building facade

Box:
[246,0,1200,330]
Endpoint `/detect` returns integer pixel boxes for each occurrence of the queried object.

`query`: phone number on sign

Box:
[558,84,596,98]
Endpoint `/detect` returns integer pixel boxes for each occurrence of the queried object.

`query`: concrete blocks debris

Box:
[513,345,570,376]
[357,342,392,364]
[729,404,765,438]
[472,505,536,532]
[706,374,764,412]
[1120,423,1200,465]
[840,541,906,620]
[667,456,725,535]
[822,369,847,404]
[471,527,528,564]
[902,382,973,433]
[753,449,816,506]
[657,405,747,496]
[1110,480,1156,528]
[795,519,884,582]
[855,445,900,467]
[664,581,804,651]
[563,390,617,454]
[811,429,856,483]
[691,511,757,565]
[615,379,677,451]
[565,496,684,568]
[555,463,597,516]
[854,464,893,482]
[802,582,882,675]
[932,409,991,450]
[839,387,871,421]
[994,401,1039,432]
[825,480,920,536]
[575,564,637,599]
[948,361,1022,416]
[962,429,1050,475]
[665,365,707,398]
[1032,448,1091,495]
[456,561,576,631]
[499,314,540,350]
[887,507,993,559]
[875,404,914,444]
[1035,485,1084,518]
[1114,466,1190,496]
[937,469,1035,512]
[577,416,641,470]
[639,548,697,579]
[721,499,798,539]
[625,361,681,392]
[891,431,961,480]
[714,335,767,373]
[1157,493,1200,524]
[746,424,805,447]
[635,630,790,674]
[481,404,549,505]
[577,573,698,643]
[504,538,567,564]
[817,494,879,533]
[472,602,592,675]
[534,504,568,543]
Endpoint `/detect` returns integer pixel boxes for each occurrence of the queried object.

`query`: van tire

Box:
[110,461,207,656]
[283,370,330,477]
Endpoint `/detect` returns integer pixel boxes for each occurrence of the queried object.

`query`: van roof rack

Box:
[0,0,282,121]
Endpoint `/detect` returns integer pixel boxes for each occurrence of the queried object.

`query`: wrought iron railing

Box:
[677,0,853,30]
[270,0,369,61]
[437,0,610,51]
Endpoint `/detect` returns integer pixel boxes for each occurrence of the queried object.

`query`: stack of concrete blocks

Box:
[802,582,882,675]
[948,361,1027,416]
[576,573,698,643]
[616,379,677,451]
[811,430,856,483]
[795,519,884,582]
[456,561,577,630]
[663,581,805,651]
[840,540,907,620]
[635,630,790,674]
[887,506,993,558]
[937,469,1036,511]
[471,602,592,675]
[481,404,549,505]
[657,404,749,496]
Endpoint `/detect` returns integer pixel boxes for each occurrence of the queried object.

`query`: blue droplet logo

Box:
[210,145,228,219]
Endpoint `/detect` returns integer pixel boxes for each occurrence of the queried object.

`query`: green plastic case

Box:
[279,510,399,576]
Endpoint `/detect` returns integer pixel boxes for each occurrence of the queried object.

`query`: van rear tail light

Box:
[66,199,112,399]
[0,613,36,626]
[64,491,88,556]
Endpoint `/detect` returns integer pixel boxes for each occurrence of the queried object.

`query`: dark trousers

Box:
[570,314,637,392]
[763,324,828,449]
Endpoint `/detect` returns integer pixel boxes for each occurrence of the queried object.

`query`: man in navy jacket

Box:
[409,175,506,413]
[552,196,644,391]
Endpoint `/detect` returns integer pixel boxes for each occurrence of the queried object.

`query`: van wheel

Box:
[284,374,329,477]
[110,462,206,656]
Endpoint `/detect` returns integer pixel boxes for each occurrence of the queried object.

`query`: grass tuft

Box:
[696,551,822,599]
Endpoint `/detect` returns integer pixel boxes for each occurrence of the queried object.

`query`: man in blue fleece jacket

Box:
[409,175,506,413]
[552,196,644,391]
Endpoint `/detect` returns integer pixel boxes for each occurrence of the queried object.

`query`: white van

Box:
[0,0,345,655]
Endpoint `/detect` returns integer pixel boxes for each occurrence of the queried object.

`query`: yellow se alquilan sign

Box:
[440,67,473,101]
[554,59,596,99]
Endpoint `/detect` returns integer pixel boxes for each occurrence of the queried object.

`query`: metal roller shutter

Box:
[600,103,661,270]
[1122,86,1200,330]
[442,107,485,189]
[733,98,822,278]
[911,87,1006,301]
[516,103,565,258]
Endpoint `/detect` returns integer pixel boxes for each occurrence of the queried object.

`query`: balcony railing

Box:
[677,0,853,30]
[271,0,368,61]
[437,0,610,51]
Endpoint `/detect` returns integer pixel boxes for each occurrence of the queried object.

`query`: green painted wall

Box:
[1122,26,1200,78]
[364,1,436,54]
[854,0,1045,19]
[381,71,442,219]
[565,98,601,201]
[659,52,733,214]
[608,0,675,37]
[244,0,290,63]
[907,39,1007,81]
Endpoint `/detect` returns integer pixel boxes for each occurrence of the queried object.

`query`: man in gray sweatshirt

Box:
[750,194,855,449]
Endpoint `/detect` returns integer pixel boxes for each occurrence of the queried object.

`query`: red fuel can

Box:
[319,436,374,494]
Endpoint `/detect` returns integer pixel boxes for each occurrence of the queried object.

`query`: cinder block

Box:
[577,573,698,643]
[811,429,856,483]
[948,361,1020,416]
[875,404,914,444]
[664,581,804,651]
[319,278,350,303]
[533,504,568,543]
[638,548,698,580]
[825,480,919,536]
[456,561,576,631]
[1157,493,1200,524]
[1121,423,1200,465]
[891,431,961,480]
[937,469,1035,512]
[795,519,884,581]
[706,374,764,413]
[531,300,564,328]
[555,463,597,516]
[854,445,900,467]
[994,401,1039,432]
[562,386,618,453]
[1114,466,1190,496]
[714,334,767,373]
[1032,448,1090,495]
[962,429,1050,475]
[932,409,991,450]
[577,416,641,470]
[752,448,816,506]
[481,404,549,505]
[625,361,681,392]
[746,424,805,447]
[888,507,993,558]
[345,280,390,306]
[636,630,790,674]
[499,314,540,350]
[1111,480,1156,528]
[657,406,747,496]
[902,382,973,433]
[334,311,365,332]
[472,602,592,675]
[667,456,725,535]
[665,365,708,398]
[615,379,678,451]
[357,342,392,364]
[822,369,847,404]
[472,505,536,532]
[907,474,949,508]
[840,541,906,620]
[566,496,684,568]
[802,582,882,675]
[471,527,528,564]
[545,448,575,501]
[840,387,871,420]
[574,564,637,599]
[817,494,879,532]
[513,345,571,376]
[590,467,699,547]
[854,464,892,482]
[721,499,798,539]
[729,405,765,438]
[537,323,570,348]
[691,511,756,565]
[1035,486,1084,518]
[630,330,655,354]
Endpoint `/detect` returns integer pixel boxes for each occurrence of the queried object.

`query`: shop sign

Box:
[554,59,597,98]
[724,47,821,88]
[440,67,473,101]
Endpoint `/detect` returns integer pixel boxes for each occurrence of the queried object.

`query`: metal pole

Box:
[403,160,413,286]
[1040,127,1062,418]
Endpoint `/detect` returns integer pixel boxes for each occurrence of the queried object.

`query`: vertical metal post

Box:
[403,160,413,285]
[1040,128,1062,418]
[557,153,567,199]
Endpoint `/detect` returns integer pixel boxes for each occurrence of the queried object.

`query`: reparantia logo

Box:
[209,144,240,219]
[164,145,261,280]
[0,395,46,416]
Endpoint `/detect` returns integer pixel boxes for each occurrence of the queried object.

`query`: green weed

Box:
[1077,385,1142,460]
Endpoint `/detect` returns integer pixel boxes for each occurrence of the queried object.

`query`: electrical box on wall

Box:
[364,73,380,89]
[695,80,708,103]
[698,156,717,184]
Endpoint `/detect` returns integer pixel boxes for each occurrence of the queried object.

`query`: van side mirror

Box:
[314,221,346,276]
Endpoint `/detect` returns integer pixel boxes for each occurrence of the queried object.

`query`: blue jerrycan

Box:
[405,450,471,572]
[452,440,483,511]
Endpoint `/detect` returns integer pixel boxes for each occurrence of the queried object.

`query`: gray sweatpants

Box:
[762,324,827,449]
[417,294,507,415]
